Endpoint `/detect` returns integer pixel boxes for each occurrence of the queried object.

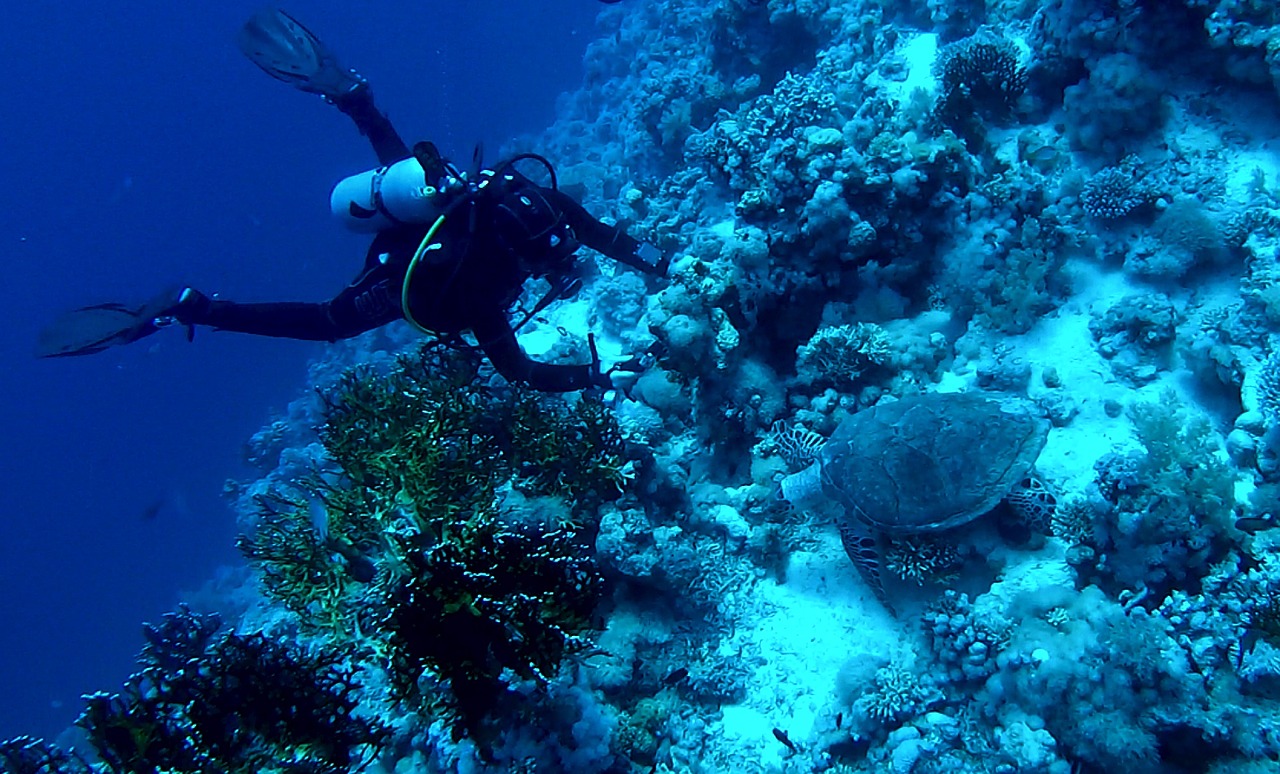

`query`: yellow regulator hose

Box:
[401,214,448,334]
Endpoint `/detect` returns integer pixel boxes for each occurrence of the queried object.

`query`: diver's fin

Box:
[237,8,363,101]
[37,288,181,358]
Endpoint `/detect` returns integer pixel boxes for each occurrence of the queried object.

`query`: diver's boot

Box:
[237,8,366,105]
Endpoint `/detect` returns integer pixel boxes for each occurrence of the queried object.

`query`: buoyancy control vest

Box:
[331,144,580,334]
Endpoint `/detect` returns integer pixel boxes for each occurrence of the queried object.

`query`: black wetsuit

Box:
[185,88,659,392]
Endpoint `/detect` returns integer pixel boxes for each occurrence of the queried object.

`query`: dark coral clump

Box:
[0,736,93,774]
[386,521,603,736]
[934,34,1027,133]
[75,606,388,774]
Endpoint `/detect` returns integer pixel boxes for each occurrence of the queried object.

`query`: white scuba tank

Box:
[329,158,445,233]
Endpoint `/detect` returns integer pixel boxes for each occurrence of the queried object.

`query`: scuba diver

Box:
[38,8,669,393]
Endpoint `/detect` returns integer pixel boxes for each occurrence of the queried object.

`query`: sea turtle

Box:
[779,391,1054,608]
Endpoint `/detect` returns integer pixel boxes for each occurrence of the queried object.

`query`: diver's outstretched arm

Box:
[543,189,670,276]
[471,308,607,392]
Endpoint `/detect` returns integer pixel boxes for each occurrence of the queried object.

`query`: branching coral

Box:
[884,536,962,584]
[504,388,631,510]
[1082,162,1155,220]
[318,346,503,532]
[385,521,603,738]
[75,606,388,774]
[933,33,1027,141]
[796,322,891,390]
[228,342,628,746]
[1050,497,1096,547]
[236,490,353,627]
[854,662,939,728]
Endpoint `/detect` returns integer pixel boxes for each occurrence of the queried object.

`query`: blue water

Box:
[0,0,599,741]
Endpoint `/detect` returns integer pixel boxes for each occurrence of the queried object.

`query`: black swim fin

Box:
[37,288,184,358]
[237,8,363,101]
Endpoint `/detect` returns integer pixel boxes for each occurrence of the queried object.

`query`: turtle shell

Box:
[819,392,1049,534]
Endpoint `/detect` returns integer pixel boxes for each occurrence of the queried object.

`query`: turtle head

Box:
[778,462,822,504]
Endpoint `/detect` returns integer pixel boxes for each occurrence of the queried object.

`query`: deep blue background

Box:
[0,0,603,741]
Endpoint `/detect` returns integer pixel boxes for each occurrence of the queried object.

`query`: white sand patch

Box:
[713,531,904,770]
[520,293,628,364]
[873,32,938,108]
[710,219,736,240]
[999,261,1246,500]
[1007,262,1140,494]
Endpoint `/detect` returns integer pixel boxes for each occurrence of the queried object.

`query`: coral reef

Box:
[20,0,1280,771]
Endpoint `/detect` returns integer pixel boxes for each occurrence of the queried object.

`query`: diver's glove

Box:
[595,340,666,398]
[584,335,633,393]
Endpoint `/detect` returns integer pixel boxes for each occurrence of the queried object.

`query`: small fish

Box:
[1235,515,1275,533]
[835,711,843,730]
[1238,628,1262,671]
[772,727,798,754]
[327,536,376,584]
[309,498,330,543]
[342,552,377,584]
[662,667,689,686]
[140,498,164,521]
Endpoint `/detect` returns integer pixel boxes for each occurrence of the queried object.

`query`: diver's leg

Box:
[332,85,412,166]
[238,8,410,165]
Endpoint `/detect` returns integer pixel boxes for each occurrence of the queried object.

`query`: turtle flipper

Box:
[839,521,893,614]
[1006,475,1056,535]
